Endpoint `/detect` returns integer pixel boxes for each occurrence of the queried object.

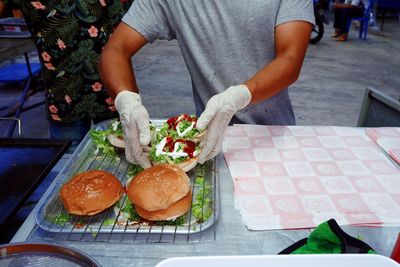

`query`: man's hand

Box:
[115,91,152,168]
[196,85,252,164]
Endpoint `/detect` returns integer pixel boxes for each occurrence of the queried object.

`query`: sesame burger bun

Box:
[107,134,125,149]
[127,164,192,221]
[60,170,124,216]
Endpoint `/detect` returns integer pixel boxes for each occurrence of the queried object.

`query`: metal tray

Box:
[34,120,219,238]
[0,242,99,267]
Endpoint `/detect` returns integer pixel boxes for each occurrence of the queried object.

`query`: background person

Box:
[99,0,314,168]
[0,0,133,150]
[332,0,366,41]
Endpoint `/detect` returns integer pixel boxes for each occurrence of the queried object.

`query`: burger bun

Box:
[107,134,125,149]
[127,164,192,221]
[60,170,123,216]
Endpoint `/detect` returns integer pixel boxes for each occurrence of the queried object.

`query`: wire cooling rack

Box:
[33,120,219,243]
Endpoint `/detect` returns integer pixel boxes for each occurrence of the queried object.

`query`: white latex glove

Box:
[114,91,152,168]
[196,84,252,164]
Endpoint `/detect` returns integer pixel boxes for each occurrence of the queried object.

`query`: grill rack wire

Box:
[33,121,219,244]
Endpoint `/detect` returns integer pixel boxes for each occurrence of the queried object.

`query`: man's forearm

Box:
[244,54,304,104]
[244,21,311,104]
[99,43,139,99]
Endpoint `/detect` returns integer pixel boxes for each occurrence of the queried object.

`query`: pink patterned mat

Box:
[222,125,400,230]
[366,128,400,165]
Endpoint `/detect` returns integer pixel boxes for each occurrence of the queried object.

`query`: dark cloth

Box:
[49,117,92,153]
[333,6,365,33]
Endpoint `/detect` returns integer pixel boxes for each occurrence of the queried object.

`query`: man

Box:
[99,0,314,168]
[0,0,133,149]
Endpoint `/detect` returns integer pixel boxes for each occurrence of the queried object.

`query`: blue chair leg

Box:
[363,21,368,40]
[346,20,352,35]
[359,21,363,39]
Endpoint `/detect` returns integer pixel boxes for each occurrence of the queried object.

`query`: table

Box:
[10,127,400,267]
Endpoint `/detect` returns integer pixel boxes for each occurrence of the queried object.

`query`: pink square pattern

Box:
[366,128,400,164]
[233,177,266,195]
[296,136,323,147]
[223,125,400,230]
[250,137,275,148]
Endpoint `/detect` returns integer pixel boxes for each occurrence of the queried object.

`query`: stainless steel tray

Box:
[0,242,99,266]
[35,119,219,237]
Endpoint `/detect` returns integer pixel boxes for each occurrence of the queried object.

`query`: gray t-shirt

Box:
[123,0,314,125]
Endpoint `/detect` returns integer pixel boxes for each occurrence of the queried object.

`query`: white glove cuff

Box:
[114,91,142,112]
[226,84,252,109]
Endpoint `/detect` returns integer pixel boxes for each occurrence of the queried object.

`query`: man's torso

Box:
[124,0,314,125]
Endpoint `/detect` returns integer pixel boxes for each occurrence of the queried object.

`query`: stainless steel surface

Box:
[34,120,219,242]
[0,242,99,267]
[11,126,400,267]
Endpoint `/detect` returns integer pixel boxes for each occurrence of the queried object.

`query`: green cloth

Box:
[279,219,375,254]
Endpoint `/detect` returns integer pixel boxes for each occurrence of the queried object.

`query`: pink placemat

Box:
[223,125,400,230]
[366,128,400,164]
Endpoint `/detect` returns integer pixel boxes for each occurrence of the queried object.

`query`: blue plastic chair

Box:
[346,0,375,40]
[0,53,42,137]
[0,62,41,83]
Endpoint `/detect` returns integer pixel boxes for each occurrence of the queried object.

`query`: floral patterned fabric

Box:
[4,0,133,122]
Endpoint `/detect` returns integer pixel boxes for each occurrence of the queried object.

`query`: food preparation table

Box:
[10,127,400,267]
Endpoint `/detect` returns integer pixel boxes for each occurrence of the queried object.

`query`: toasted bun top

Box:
[60,170,123,216]
[127,164,190,211]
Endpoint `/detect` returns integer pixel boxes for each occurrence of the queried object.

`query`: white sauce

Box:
[176,121,195,137]
[155,137,188,159]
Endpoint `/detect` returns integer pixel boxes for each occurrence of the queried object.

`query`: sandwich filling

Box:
[150,114,204,165]
[90,114,205,167]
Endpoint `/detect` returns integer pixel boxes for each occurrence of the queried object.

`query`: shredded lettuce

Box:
[176,119,203,139]
[192,163,213,222]
[54,211,71,224]
[103,218,117,226]
[121,201,141,222]
[126,164,144,178]
[149,114,204,164]
[90,128,115,155]
[149,148,186,164]
[110,120,124,138]
[90,119,124,155]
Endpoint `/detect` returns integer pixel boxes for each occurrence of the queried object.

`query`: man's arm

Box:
[99,22,152,168]
[244,21,312,103]
[99,22,148,98]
